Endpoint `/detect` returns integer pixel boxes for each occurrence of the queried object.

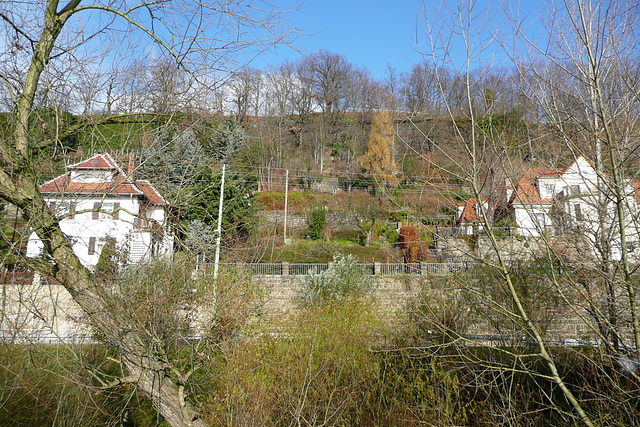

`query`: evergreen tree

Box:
[140,128,206,205]
[184,165,257,240]
[204,117,247,162]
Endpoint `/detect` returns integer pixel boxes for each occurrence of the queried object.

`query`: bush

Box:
[0,345,158,426]
[380,224,400,244]
[298,255,373,306]
[201,299,384,426]
[306,206,327,240]
[199,297,478,426]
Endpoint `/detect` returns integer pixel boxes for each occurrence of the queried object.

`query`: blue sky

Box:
[250,0,545,79]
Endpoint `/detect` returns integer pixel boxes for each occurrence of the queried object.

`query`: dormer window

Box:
[541,183,556,198]
[70,169,114,183]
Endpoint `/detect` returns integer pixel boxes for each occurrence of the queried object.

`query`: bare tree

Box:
[416,1,596,425]
[263,62,297,117]
[301,50,354,115]
[147,57,195,114]
[402,61,442,114]
[383,64,402,112]
[227,67,262,122]
[0,1,292,425]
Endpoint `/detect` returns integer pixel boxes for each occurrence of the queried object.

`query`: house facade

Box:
[507,156,640,261]
[26,153,173,267]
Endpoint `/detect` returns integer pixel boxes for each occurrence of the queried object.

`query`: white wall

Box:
[514,204,550,237]
[26,195,171,267]
[514,157,640,261]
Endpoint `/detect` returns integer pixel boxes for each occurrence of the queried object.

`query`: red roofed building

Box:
[27,153,173,267]
[507,156,640,261]
[455,198,490,235]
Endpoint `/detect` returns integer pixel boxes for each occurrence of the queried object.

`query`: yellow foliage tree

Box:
[359,111,397,181]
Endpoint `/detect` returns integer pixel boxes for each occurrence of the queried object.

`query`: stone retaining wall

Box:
[0,272,619,344]
[258,211,360,234]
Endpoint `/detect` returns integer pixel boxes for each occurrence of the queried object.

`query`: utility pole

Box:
[284,169,289,244]
[213,164,226,279]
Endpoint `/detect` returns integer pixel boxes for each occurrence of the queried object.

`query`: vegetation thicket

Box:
[4,259,640,426]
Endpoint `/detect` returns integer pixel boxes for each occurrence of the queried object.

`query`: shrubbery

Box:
[306,206,327,240]
[6,261,640,426]
[298,255,373,306]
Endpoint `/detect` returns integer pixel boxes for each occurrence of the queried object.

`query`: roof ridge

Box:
[38,154,171,203]
[66,153,128,176]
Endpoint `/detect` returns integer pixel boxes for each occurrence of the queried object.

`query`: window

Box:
[570,185,581,196]
[48,201,77,219]
[475,204,483,219]
[534,213,546,227]
[574,203,583,221]
[543,184,556,198]
[93,202,119,219]
[56,202,71,218]
[101,202,114,219]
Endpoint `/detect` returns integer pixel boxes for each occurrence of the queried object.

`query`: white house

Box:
[507,156,640,260]
[26,153,173,267]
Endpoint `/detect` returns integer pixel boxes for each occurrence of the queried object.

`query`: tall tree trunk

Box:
[0,1,208,424]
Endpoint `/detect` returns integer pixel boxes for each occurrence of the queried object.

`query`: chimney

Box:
[128,153,136,180]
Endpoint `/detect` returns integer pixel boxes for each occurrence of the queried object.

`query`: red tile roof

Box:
[631,180,640,202]
[457,198,487,223]
[39,154,167,205]
[39,174,144,196]
[136,180,168,205]
[67,153,123,172]
[510,167,558,205]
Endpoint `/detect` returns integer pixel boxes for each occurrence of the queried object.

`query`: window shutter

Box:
[92,202,100,219]
[88,237,96,255]
[574,204,583,221]
[69,202,76,219]
[114,202,120,219]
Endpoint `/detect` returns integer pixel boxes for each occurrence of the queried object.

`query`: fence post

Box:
[420,262,428,275]
[374,262,381,275]
[282,262,290,276]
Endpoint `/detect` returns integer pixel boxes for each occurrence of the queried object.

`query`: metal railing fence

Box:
[213,262,470,276]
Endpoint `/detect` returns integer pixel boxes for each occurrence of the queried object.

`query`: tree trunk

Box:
[0,171,206,425]
[124,361,206,427]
